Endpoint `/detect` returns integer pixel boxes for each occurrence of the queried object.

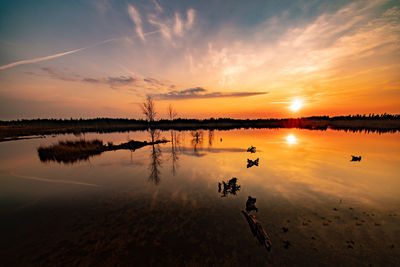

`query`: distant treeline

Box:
[1,114,399,139]
[1,113,399,125]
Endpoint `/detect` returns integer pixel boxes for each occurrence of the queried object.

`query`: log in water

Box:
[242,210,272,251]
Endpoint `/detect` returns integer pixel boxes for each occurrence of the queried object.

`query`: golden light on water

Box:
[289,99,303,112]
[286,134,297,145]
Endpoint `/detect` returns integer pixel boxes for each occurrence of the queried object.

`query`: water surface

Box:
[0,129,399,266]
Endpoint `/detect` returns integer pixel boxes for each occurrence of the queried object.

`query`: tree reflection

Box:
[170,129,181,176]
[208,130,214,147]
[191,130,203,155]
[148,128,162,185]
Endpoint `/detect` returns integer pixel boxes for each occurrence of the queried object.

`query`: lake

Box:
[0,128,399,266]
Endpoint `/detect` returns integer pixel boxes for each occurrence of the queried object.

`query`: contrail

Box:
[0,30,160,71]
[10,172,101,187]
[0,47,87,70]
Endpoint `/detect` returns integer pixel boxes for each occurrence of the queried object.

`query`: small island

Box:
[38,139,168,164]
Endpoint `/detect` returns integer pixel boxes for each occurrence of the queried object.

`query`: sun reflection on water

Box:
[286,134,297,145]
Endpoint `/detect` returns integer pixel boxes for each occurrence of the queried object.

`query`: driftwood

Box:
[246,196,258,212]
[242,210,272,251]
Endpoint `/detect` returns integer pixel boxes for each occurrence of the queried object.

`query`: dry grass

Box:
[38,139,104,164]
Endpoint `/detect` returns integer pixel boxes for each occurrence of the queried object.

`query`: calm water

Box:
[0,129,399,266]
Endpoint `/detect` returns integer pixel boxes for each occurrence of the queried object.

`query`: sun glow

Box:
[286,134,297,145]
[289,99,303,112]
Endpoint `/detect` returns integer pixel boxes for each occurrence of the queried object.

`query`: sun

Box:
[289,99,303,112]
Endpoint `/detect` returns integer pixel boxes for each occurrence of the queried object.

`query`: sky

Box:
[0,0,399,120]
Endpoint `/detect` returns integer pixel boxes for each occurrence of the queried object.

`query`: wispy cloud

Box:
[147,2,196,40]
[41,67,82,81]
[173,9,195,36]
[186,9,195,30]
[151,87,267,100]
[152,0,163,13]
[39,67,138,89]
[38,66,181,93]
[149,16,172,39]
[174,13,183,36]
[128,4,145,41]
[83,75,137,88]
[143,77,166,87]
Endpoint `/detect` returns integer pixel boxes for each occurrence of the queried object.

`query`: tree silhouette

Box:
[141,96,157,125]
[168,104,177,120]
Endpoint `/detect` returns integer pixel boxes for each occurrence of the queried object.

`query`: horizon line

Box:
[1,113,399,122]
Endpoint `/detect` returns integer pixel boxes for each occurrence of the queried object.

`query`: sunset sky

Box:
[0,0,399,120]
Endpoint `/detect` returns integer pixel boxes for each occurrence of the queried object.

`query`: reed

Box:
[38,139,104,164]
[37,139,169,164]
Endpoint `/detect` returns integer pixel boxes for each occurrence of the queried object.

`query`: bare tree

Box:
[141,96,157,123]
[168,104,177,120]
